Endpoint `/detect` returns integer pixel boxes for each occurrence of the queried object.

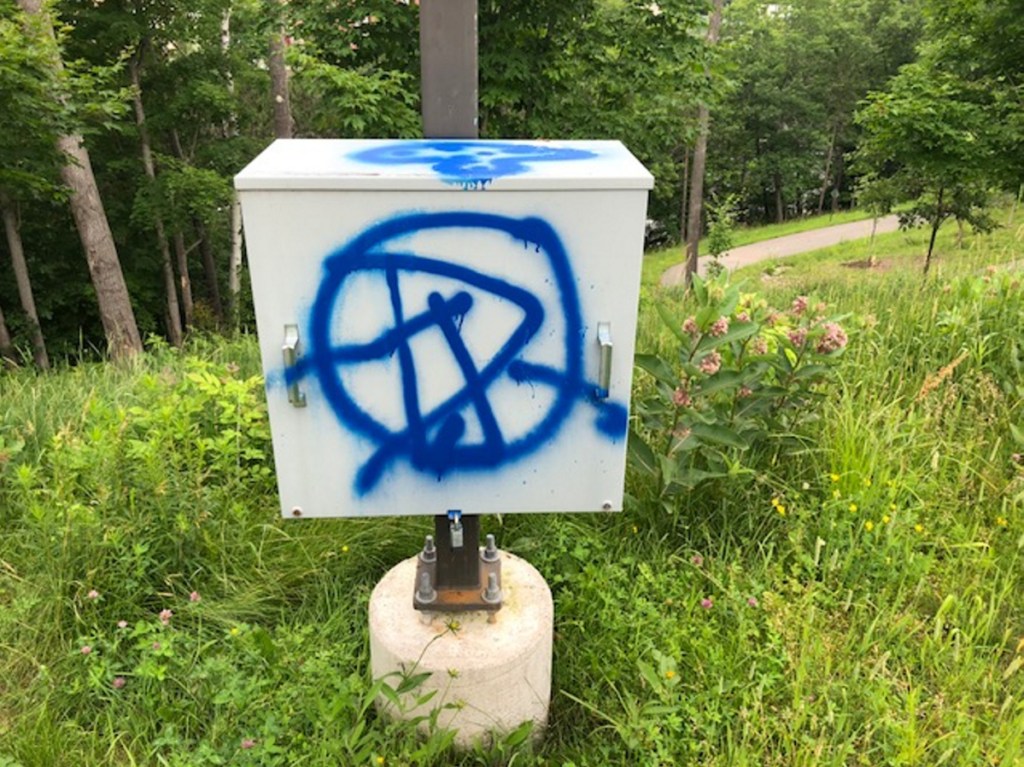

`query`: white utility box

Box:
[235,139,653,518]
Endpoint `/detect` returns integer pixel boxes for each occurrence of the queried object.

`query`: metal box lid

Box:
[234,138,654,193]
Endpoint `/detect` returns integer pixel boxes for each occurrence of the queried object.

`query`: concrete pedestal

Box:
[369,551,553,747]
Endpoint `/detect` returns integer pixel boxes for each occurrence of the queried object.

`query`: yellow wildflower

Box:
[776,505,786,516]
[996,517,1008,527]
[830,473,840,482]
[832,489,841,499]
[849,503,858,513]
[665,670,676,679]
[914,524,924,534]
[863,478,872,487]
[342,545,350,553]
[864,521,874,532]
[882,515,891,524]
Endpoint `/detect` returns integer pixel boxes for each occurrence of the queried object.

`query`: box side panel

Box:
[239,189,647,517]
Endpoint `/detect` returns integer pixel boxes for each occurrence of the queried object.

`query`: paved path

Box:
[659,214,901,286]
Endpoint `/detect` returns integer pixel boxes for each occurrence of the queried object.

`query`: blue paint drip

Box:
[293,211,626,494]
[349,141,597,187]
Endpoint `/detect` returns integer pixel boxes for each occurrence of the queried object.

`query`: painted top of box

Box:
[234,138,654,192]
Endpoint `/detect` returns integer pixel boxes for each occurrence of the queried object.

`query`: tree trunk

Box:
[773,171,785,223]
[172,230,194,328]
[0,300,16,367]
[269,30,293,138]
[228,196,243,328]
[924,186,944,275]
[679,149,689,244]
[129,50,183,347]
[816,123,839,215]
[194,218,224,326]
[683,0,724,287]
[17,0,142,361]
[0,195,49,368]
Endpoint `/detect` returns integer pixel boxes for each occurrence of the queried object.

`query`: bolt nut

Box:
[602,501,613,511]
[291,507,303,517]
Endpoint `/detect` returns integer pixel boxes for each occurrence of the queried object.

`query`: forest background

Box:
[1,0,1020,365]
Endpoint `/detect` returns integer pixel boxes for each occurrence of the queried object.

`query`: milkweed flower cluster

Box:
[698,351,722,375]
[816,322,848,354]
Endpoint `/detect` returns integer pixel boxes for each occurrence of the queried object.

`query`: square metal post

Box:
[419,0,478,139]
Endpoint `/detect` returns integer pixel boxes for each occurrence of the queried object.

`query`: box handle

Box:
[596,322,613,399]
[282,324,307,408]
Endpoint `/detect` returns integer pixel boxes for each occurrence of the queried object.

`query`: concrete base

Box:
[369,551,553,747]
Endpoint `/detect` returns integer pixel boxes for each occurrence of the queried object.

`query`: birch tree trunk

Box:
[0,195,49,368]
[223,6,245,330]
[129,51,183,346]
[683,0,724,287]
[17,0,142,360]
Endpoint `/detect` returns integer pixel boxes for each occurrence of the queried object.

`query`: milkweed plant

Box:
[629,272,851,505]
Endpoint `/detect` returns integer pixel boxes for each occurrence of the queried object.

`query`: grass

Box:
[1,212,1023,765]
[643,207,877,285]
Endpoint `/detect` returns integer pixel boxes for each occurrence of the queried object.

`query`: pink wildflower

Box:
[708,316,730,337]
[815,322,848,354]
[698,351,721,376]
[682,316,699,338]
[747,597,759,607]
[159,609,173,626]
[112,677,126,689]
[788,328,807,348]
[700,598,713,610]
[241,739,256,750]
[189,591,201,603]
[691,554,704,567]
[152,642,161,651]
[738,386,752,398]
[672,387,691,407]
[791,296,809,315]
[80,645,92,655]
[87,589,100,600]
[117,620,128,629]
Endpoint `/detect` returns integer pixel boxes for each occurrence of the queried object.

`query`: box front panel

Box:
[241,190,646,517]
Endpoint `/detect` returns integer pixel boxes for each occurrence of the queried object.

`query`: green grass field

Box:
[1,213,1022,766]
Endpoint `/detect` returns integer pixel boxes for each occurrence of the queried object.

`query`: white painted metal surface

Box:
[236,139,652,518]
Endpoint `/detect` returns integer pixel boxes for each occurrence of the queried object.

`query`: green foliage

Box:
[630,272,849,506]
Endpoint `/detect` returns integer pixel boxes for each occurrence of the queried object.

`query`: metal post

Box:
[419,0,478,139]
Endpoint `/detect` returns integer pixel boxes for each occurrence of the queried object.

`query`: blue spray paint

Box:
[287,211,627,495]
[349,141,597,188]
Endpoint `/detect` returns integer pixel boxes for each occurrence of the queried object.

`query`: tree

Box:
[16,0,142,360]
[683,0,724,287]
[855,62,996,273]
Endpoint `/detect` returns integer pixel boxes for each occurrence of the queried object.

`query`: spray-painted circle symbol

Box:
[307,212,603,495]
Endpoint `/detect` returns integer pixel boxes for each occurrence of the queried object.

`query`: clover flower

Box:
[87,590,100,600]
[747,597,759,607]
[690,554,704,567]
[700,598,713,610]
[159,609,173,626]
[112,677,126,690]
[80,645,92,655]
[189,591,201,603]
[241,739,256,750]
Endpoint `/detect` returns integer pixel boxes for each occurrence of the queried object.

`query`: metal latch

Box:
[596,322,613,399]
[282,324,307,408]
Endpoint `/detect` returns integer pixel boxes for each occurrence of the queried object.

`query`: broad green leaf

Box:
[690,422,750,449]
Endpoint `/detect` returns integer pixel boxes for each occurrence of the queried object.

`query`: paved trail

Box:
[659,214,901,286]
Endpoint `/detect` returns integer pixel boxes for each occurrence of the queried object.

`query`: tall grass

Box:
[1,218,1022,765]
